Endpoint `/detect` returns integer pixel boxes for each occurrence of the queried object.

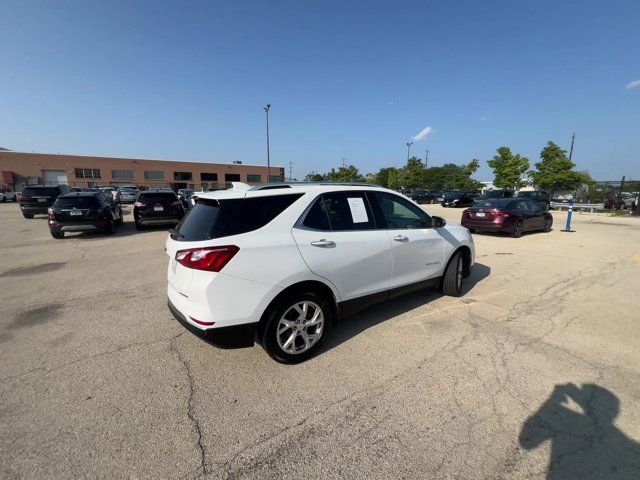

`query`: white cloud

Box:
[625,79,640,90]
[411,126,433,142]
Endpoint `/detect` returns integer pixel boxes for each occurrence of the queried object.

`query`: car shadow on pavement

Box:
[519,383,640,479]
[321,262,490,354]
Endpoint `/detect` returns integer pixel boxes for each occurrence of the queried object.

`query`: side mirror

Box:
[433,216,446,228]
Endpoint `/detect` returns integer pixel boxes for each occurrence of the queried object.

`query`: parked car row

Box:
[16,185,188,239]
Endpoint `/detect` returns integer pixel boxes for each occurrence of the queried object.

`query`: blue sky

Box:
[1,0,639,180]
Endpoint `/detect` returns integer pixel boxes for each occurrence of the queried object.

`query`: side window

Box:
[370,192,432,229]
[303,192,376,231]
[516,200,529,211]
[528,200,541,212]
[302,196,331,230]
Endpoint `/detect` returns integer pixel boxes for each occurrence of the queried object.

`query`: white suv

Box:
[166,183,475,363]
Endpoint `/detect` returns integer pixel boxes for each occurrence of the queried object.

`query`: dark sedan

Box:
[441,192,475,208]
[48,191,123,239]
[18,184,71,218]
[133,189,185,230]
[461,198,553,238]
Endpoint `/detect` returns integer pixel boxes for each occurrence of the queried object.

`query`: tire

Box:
[468,228,476,233]
[105,217,115,234]
[543,218,553,232]
[1,197,6,203]
[261,291,331,364]
[442,252,464,297]
[511,220,524,238]
[50,230,64,239]
[135,221,145,231]
[22,212,34,219]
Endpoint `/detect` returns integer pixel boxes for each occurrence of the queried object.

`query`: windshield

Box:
[54,197,100,208]
[22,187,58,196]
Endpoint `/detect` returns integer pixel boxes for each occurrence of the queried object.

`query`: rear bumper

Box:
[20,205,50,214]
[168,299,256,348]
[138,217,180,225]
[461,218,511,231]
[52,222,102,232]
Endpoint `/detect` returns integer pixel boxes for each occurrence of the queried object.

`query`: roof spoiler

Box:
[231,182,252,192]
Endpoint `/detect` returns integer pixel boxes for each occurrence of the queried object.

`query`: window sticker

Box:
[347,197,369,223]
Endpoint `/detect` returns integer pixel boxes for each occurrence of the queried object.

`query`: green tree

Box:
[487,147,529,190]
[323,165,365,182]
[372,167,398,188]
[304,172,324,182]
[529,141,584,194]
[403,157,425,189]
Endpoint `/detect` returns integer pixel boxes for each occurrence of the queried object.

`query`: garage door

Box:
[42,170,68,185]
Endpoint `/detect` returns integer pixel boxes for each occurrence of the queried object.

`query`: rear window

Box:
[22,187,58,196]
[474,198,514,208]
[54,196,100,208]
[139,192,177,203]
[175,193,303,241]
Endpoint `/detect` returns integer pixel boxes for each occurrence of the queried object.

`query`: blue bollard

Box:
[564,202,573,232]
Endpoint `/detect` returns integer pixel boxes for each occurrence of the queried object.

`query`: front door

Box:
[368,192,444,289]
[292,191,392,301]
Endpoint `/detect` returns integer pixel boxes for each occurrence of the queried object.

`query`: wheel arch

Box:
[443,245,473,279]
[256,279,339,342]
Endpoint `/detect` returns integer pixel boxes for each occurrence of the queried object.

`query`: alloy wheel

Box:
[276,301,324,355]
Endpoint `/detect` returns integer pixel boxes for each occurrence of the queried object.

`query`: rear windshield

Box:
[139,192,177,203]
[175,193,303,241]
[54,196,100,208]
[474,198,514,208]
[22,187,58,196]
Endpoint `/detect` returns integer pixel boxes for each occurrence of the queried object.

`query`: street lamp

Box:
[406,141,413,162]
[264,104,271,181]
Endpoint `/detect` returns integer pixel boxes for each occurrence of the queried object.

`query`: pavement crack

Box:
[170,333,207,477]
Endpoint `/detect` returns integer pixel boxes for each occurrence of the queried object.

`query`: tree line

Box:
[304,140,600,196]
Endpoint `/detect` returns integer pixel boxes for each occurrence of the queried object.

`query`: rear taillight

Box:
[463,210,471,216]
[133,201,147,207]
[175,245,239,272]
[47,207,55,219]
[492,209,510,217]
[19,194,28,201]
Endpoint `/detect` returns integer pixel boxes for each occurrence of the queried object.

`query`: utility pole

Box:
[341,158,346,168]
[406,142,413,162]
[288,160,293,181]
[425,148,430,168]
[569,132,575,160]
[264,104,271,180]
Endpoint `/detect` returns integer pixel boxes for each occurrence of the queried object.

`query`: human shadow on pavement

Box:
[321,262,490,353]
[519,383,640,479]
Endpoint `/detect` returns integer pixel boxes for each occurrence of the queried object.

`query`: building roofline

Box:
[0,150,284,169]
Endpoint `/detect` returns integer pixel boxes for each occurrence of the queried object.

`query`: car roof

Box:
[58,191,101,198]
[196,182,393,201]
[141,188,176,193]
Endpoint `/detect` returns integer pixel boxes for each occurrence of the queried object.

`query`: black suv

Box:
[48,191,123,239]
[514,190,550,211]
[133,189,185,230]
[441,191,475,207]
[408,190,439,204]
[18,184,71,218]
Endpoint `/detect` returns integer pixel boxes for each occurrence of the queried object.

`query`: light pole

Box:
[406,142,413,162]
[264,104,271,181]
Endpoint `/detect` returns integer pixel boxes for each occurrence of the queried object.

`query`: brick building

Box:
[0,151,284,191]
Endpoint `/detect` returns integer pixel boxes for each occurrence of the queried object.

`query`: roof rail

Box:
[250,181,379,191]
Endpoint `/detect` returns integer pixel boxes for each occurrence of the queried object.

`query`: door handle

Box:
[311,239,336,248]
[392,235,409,242]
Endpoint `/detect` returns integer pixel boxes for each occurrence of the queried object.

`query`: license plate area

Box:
[38,198,47,203]
[70,211,82,216]
[475,212,485,217]
[154,205,164,212]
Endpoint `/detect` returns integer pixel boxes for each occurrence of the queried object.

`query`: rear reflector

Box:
[492,209,510,217]
[175,245,240,272]
[189,316,215,327]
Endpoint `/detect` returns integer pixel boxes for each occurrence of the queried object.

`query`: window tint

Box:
[475,198,512,208]
[306,192,376,231]
[302,196,331,230]
[22,187,59,196]
[54,196,100,208]
[371,192,431,229]
[139,192,177,203]
[175,194,303,241]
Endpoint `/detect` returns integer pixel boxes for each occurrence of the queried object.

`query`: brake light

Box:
[189,317,215,327]
[492,209,510,217]
[19,194,28,201]
[133,201,147,207]
[175,245,239,272]
[47,207,55,219]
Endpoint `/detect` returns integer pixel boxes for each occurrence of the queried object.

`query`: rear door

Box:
[292,191,392,301]
[368,191,444,289]
[524,199,545,229]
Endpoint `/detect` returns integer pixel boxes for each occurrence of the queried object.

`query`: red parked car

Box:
[461,198,553,238]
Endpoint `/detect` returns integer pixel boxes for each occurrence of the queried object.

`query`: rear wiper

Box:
[168,228,184,238]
